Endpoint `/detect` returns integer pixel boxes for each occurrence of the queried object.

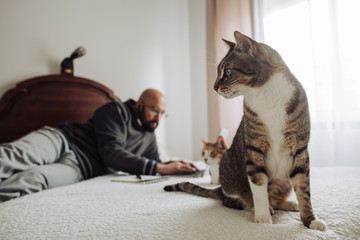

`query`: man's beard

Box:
[138,106,158,132]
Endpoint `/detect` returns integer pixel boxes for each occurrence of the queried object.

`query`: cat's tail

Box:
[163,182,224,200]
[164,182,247,210]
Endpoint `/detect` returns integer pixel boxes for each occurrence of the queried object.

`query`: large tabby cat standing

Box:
[164,31,326,230]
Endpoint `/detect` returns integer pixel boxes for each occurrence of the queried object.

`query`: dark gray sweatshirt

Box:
[57,100,160,179]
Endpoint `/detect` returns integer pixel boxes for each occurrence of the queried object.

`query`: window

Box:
[255,0,360,165]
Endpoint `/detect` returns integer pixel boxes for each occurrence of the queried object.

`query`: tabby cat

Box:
[164,31,326,231]
[201,136,228,185]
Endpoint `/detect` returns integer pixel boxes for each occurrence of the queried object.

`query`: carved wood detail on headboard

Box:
[0,74,120,143]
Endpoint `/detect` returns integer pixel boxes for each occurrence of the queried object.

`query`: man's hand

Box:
[156,160,199,175]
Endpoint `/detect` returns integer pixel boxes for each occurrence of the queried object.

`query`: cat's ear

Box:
[234,31,256,55]
[216,136,228,150]
[222,38,236,49]
[200,138,208,145]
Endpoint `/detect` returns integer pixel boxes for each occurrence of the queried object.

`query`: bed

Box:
[0,72,359,240]
[0,74,120,144]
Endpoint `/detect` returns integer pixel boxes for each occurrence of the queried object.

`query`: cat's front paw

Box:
[254,214,272,224]
[309,219,326,231]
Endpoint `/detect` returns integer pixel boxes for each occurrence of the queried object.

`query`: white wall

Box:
[0,0,208,160]
[188,0,208,159]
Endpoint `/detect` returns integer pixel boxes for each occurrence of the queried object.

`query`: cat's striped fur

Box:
[164,31,326,231]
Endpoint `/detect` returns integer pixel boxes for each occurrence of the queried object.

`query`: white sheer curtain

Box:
[253,0,360,166]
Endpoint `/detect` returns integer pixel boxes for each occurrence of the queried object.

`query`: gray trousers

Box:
[0,126,84,202]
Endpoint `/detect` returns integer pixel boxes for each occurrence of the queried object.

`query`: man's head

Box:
[135,89,167,132]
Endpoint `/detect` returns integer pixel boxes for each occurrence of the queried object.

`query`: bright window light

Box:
[263,0,360,123]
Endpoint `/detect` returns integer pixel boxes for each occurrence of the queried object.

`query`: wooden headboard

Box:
[0,74,120,143]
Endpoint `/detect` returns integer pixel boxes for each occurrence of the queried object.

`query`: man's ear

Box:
[135,100,143,111]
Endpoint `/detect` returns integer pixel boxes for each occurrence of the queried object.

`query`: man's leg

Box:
[0,126,84,202]
[0,126,69,180]
[0,168,48,201]
[0,162,83,202]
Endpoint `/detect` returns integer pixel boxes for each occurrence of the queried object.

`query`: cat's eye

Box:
[210,151,216,157]
[201,151,205,156]
[224,68,231,77]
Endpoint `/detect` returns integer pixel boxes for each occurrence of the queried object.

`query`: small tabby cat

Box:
[201,136,228,185]
[164,31,326,231]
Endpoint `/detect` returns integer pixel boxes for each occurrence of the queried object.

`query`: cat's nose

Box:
[204,158,208,163]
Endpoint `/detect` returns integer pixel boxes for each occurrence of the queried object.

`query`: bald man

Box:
[0,89,197,202]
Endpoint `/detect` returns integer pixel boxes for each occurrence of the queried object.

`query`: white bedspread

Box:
[0,166,359,240]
